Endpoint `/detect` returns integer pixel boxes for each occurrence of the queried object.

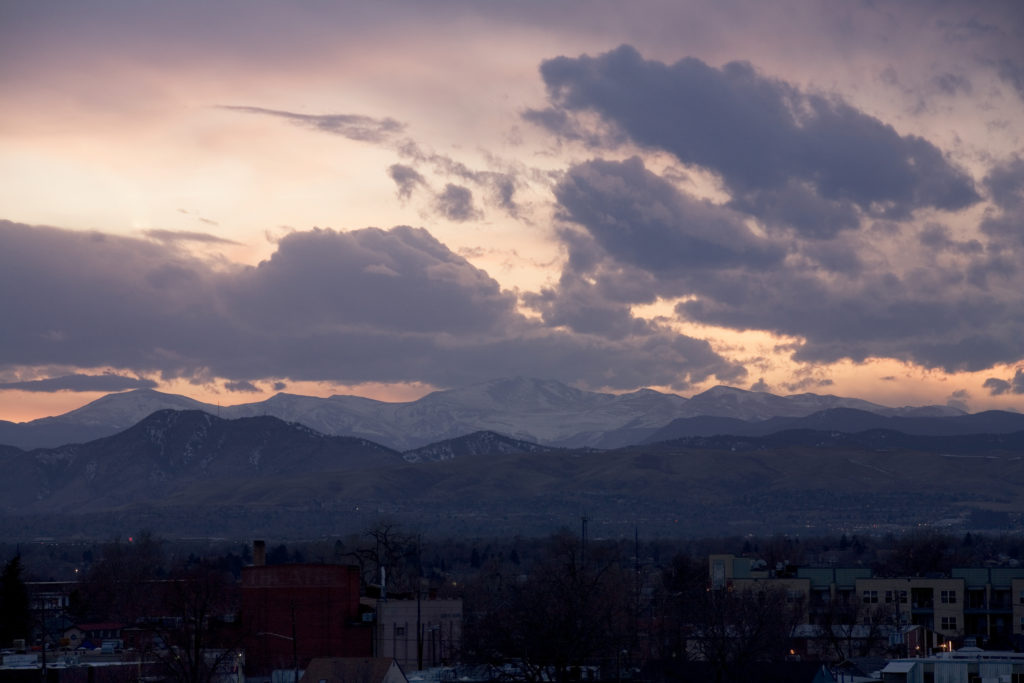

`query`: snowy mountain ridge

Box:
[0,377,963,451]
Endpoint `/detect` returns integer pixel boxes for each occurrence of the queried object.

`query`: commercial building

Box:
[240,562,371,678]
[709,554,1024,651]
[361,597,462,671]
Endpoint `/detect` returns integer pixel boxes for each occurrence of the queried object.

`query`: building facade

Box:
[709,555,1024,650]
[361,597,462,671]
[240,564,371,678]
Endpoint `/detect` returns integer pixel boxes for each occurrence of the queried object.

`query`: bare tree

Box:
[693,585,802,683]
[76,532,165,623]
[348,520,421,595]
[465,531,631,683]
[812,593,897,661]
[142,563,243,683]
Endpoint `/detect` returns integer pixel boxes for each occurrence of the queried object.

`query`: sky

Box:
[2,0,1024,422]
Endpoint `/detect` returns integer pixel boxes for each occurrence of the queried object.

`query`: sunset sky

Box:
[2,0,1024,422]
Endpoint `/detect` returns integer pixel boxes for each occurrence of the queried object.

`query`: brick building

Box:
[241,562,371,678]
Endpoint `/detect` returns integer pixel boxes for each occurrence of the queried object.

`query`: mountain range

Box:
[1,378,1024,540]
[0,377,974,451]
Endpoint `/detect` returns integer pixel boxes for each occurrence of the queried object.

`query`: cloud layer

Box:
[530,46,980,234]
[3,0,1023,412]
[524,47,1024,376]
[0,220,741,392]
[0,374,157,393]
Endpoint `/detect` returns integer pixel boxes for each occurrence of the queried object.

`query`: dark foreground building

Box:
[241,562,371,678]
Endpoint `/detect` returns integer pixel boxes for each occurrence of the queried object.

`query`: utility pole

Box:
[580,515,589,570]
[416,583,422,671]
[291,603,298,683]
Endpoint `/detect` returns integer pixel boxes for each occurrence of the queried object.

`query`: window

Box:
[941,616,957,631]
[394,626,406,636]
[863,590,878,604]
[941,590,957,604]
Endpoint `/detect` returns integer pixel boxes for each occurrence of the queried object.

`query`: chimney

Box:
[253,540,266,567]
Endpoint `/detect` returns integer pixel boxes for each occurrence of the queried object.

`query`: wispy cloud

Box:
[0,373,157,393]
[219,105,405,143]
[144,229,240,245]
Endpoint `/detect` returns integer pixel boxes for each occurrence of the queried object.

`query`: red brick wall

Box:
[241,565,371,675]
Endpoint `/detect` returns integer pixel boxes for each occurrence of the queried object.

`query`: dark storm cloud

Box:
[388,164,426,200]
[523,271,654,340]
[219,106,404,143]
[983,156,1024,211]
[554,157,785,272]
[0,220,741,393]
[523,47,1024,375]
[729,181,860,239]
[918,223,983,255]
[434,184,481,221]
[980,156,1024,247]
[531,45,980,229]
[671,266,1024,373]
[229,225,515,336]
[0,374,157,392]
[983,369,1024,396]
[543,156,1024,373]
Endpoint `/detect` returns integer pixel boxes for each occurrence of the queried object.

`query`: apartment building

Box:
[709,555,1024,648]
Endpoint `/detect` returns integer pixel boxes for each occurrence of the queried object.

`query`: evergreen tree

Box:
[0,555,31,647]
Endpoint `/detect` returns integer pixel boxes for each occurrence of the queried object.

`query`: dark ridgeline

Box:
[1,402,1024,539]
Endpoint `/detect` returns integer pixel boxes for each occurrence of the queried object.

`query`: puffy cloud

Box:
[0,220,741,393]
[434,184,481,221]
[397,142,524,217]
[522,47,1024,376]
[531,45,979,232]
[523,271,654,340]
[224,380,259,393]
[388,164,426,200]
[984,377,1012,395]
[980,156,1024,248]
[540,154,1024,374]
[983,369,1024,396]
[0,374,157,392]
[554,157,785,273]
[983,156,1024,211]
[918,223,983,255]
[947,389,970,412]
